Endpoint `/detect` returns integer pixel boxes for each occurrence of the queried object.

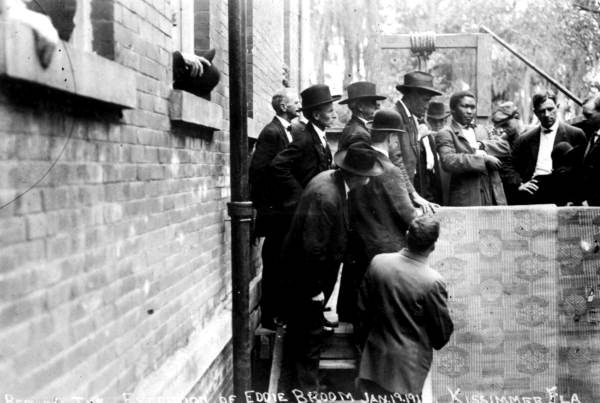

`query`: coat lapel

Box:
[530,127,541,163]
[308,123,331,167]
[451,121,475,153]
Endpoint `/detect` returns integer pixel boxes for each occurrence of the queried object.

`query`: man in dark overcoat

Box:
[281,142,383,394]
[337,109,417,323]
[249,88,300,328]
[270,84,340,213]
[435,90,509,206]
[503,90,587,204]
[356,215,453,398]
[337,81,386,150]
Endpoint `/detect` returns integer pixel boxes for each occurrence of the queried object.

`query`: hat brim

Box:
[365,122,406,133]
[298,95,342,112]
[334,151,385,177]
[427,112,450,120]
[338,95,387,105]
[396,84,442,96]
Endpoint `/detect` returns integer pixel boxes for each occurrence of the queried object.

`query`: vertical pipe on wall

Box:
[227,0,252,399]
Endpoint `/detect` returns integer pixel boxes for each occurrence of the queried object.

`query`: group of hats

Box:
[306,72,442,177]
[300,71,440,110]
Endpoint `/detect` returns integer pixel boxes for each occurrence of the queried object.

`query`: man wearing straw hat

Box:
[280,142,384,394]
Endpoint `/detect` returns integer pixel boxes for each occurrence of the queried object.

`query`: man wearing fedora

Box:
[337,109,418,324]
[394,71,443,205]
[271,84,340,214]
[435,90,509,206]
[249,88,301,329]
[280,142,383,394]
[338,81,386,151]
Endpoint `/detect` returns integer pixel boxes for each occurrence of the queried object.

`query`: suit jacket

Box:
[338,115,371,151]
[351,152,417,260]
[504,122,587,186]
[357,250,453,395]
[582,131,600,205]
[270,122,332,212]
[281,170,349,302]
[394,100,421,185]
[435,120,509,206]
[249,117,291,236]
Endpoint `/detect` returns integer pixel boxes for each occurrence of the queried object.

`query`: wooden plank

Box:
[0,20,136,108]
[380,34,481,49]
[268,325,286,394]
[169,90,224,130]
[476,34,492,118]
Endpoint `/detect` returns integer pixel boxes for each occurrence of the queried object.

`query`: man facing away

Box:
[337,109,418,323]
[504,90,586,204]
[337,81,386,151]
[435,90,509,206]
[280,142,383,394]
[249,88,300,329]
[356,215,453,399]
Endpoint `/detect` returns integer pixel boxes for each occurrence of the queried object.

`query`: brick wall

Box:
[0,0,299,400]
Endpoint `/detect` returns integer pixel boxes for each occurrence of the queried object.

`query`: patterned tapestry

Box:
[430,206,600,403]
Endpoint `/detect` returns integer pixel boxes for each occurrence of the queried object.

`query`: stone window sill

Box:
[168,89,224,130]
[0,20,136,109]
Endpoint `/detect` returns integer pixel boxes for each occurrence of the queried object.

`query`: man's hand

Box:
[518,179,539,195]
[412,192,439,215]
[484,154,502,170]
[180,52,211,77]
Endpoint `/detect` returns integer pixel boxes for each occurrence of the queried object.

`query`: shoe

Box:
[322,316,339,328]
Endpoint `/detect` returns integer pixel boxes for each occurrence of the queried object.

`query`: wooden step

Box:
[319,358,357,370]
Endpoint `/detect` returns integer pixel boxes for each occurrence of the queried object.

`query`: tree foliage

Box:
[311,0,600,123]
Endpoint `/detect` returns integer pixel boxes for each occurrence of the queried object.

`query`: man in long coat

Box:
[281,142,383,394]
[337,81,386,150]
[582,94,600,205]
[357,215,453,398]
[337,109,417,323]
[435,90,509,206]
[249,88,300,328]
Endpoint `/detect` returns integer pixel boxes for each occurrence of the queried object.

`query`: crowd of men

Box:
[248,70,600,399]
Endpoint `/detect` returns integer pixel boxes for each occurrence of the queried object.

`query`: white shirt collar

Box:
[357,116,369,126]
[275,115,291,129]
[372,144,389,157]
[541,121,559,133]
[311,122,328,147]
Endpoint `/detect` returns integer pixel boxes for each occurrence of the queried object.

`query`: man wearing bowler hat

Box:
[337,109,418,324]
[271,84,340,214]
[394,71,442,207]
[280,142,383,394]
[338,81,386,151]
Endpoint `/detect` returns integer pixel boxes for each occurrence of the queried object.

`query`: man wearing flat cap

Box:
[394,71,442,212]
[338,81,386,151]
[491,101,523,150]
[491,101,524,204]
[338,109,418,324]
[271,84,340,214]
[280,142,383,393]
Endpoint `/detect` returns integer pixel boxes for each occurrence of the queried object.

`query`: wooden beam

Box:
[476,34,492,118]
[380,33,483,49]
